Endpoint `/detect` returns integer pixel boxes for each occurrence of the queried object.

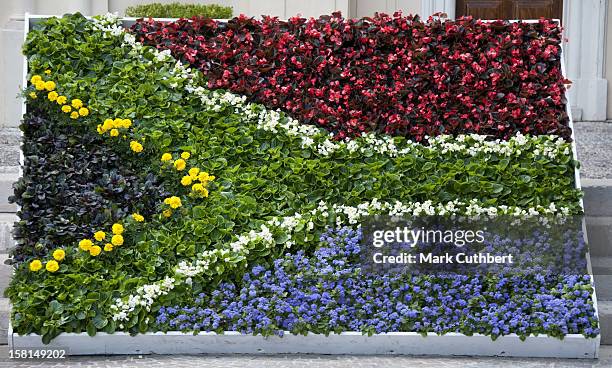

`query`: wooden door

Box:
[456,0,563,20]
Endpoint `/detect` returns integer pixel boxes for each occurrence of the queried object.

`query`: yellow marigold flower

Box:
[110,129,119,137]
[29,92,37,99]
[52,249,65,262]
[94,231,106,241]
[188,167,200,178]
[70,111,79,119]
[78,239,93,251]
[30,75,42,84]
[96,125,104,134]
[164,196,182,209]
[56,95,67,105]
[132,213,144,222]
[122,119,132,128]
[181,175,193,186]
[162,209,172,217]
[174,159,186,171]
[44,69,51,75]
[46,260,59,272]
[209,175,215,181]
[130,141,143,153]
[104,243,114,252]
[112,223,124,235]
[181,152,191,160]
[47,91,58,102]
[197,172,209,182]
[111,234,124,246]
[61,105,72,113]
[71,99,83,109]
[171,197,182,208]
[78,107,89,117]
[29,259,42,272]
[35,80,45,91]
[89,245,102,257]
[102,118,113,131]
[113,118,123,127]
[192,184,209,197]
[44,81,56,91]
[161,153,172,162]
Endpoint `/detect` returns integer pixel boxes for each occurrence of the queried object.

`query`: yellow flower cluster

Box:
[30,75,55,93]
[29,248,66,273]
[161,152,215,198]
[97,118,143,153]
[162,196,182,217]
[78,223,125,256]
[182,168,215,198]
[132,213,145,222]
[29,74,90,120]
[97,118,132,136]
[161,151,190,170]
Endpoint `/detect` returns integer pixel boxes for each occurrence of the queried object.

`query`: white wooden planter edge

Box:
[8,323,600,358]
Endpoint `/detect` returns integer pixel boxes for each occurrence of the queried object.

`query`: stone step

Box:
[595,274,612,301]
[592,257,612,274]
[582,179,612,217]
[587,217,612,257]
[0,172,18,213]
[600,301,612,345]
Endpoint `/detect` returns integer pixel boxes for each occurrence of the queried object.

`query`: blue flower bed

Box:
[156,228,599,339]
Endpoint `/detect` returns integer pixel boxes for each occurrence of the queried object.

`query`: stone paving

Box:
[0,128,19,173]
[574,122,612,179]
[0,345,611,368]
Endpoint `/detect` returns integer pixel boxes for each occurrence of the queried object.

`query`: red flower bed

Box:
[130,12,571,141]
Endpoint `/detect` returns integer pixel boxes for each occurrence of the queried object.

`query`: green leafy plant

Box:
[125,2,232,19]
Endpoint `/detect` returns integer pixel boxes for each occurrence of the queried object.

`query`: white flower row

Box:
[110,276,175,323]
[91,13,124,37]
[230,224,275,252]
[91,15,572,162]
[110,197,572,322]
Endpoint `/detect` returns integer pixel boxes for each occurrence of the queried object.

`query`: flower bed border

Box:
[8,325,599,358]
[8,14,600,359]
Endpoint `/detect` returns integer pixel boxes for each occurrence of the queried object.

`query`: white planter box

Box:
[8,328,600,358]
[10,15,599,359]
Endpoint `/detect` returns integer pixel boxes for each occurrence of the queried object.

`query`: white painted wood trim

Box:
[563,0,608,121]
[421,0,455,18]
[9,329,599,358]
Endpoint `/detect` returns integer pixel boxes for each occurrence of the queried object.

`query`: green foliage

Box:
[125,2,232,19]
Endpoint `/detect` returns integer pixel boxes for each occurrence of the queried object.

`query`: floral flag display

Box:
[7,13,598,346]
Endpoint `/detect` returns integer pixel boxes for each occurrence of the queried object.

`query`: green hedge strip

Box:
[124,2,232,19]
